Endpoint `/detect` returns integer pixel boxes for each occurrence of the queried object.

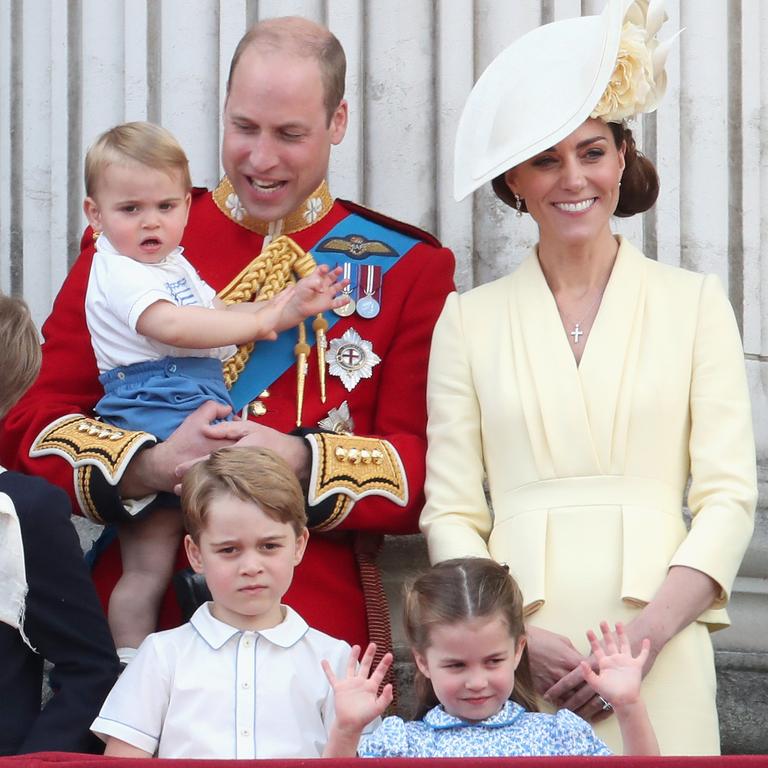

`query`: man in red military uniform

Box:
[0,17,455,656]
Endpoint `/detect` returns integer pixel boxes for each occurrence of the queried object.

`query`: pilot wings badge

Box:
[317,234,397,260]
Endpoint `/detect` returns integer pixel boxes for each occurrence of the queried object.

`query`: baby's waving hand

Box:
[242,286,296,340]
[580,622,659,756]
[322,643,393,758]
[228,263,349,339]
[279,264,350,329]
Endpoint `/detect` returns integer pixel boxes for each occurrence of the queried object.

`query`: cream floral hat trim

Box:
[453,0,679,201]
[592,0,676,123]
[212,177,334,236]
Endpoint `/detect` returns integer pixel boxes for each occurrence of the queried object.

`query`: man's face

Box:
[222,47,348,222]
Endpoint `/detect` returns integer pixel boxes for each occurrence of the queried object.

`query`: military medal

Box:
[334,262,357,317]
[328,328,381,391]
[356,265,381,319]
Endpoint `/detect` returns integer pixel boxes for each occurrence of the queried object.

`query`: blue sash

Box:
[228,212,419,411]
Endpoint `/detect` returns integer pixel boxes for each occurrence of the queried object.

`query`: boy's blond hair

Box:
[182,446,307,542]
[0,293,41,418]
[84,121,192,197]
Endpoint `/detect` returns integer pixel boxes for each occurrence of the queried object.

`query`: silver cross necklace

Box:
[558,286,606,345]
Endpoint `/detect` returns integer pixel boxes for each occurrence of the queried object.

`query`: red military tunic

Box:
[0,180,455,649]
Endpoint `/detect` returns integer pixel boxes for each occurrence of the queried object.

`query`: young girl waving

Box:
[323,558,659,757]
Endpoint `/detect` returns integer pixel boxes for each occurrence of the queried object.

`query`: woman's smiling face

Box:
[504,118,625,248]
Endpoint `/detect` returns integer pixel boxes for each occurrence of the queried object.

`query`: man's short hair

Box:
[226,17,346,125]
[0,293,41,419]
[182,446,307,542]
[84,121,192,197]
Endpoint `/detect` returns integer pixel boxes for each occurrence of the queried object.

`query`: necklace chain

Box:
[556,287,606,345]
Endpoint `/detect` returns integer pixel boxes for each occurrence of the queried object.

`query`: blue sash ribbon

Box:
[228,212,419,411]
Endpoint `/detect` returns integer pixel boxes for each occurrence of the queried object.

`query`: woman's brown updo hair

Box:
[608,122,659,217]
[491,121,659,218]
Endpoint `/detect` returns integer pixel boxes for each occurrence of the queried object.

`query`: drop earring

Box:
[514,193,524,217]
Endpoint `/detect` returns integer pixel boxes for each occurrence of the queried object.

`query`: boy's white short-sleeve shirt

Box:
[91,603,364,759]
[85,235,236,373]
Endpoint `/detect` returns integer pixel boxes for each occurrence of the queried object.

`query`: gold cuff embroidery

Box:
[305,433,408,511]
[312,495,355,533]
[30,414,156,487]
[75,465,104,524]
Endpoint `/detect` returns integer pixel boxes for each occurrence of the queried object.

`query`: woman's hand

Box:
[525,625,587,697]
[621,613,663,678]
[547,566,719,723]
[322,643,393,758]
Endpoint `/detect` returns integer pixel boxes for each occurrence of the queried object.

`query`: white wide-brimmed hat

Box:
[454,0,674,202]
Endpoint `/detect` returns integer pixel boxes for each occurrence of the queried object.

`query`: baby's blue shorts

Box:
[96,356,234,441]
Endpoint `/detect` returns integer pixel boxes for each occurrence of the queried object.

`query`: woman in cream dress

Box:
[421,0,756,756]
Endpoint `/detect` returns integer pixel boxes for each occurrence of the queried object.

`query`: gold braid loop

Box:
[218,235,318,389]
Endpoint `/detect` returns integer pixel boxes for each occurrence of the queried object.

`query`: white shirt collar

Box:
[190,602,309,650]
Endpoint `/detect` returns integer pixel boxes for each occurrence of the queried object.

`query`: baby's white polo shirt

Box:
[92,603,361,758]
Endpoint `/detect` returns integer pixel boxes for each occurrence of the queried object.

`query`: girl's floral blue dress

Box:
[358,701,612,758]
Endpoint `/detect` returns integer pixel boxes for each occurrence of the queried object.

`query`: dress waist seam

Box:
[493,475,681,518]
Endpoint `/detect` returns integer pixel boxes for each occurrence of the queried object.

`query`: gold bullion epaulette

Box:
[30,414,156,486]
[305,433,408,529]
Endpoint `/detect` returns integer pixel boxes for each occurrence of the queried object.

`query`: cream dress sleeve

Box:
[669,274,757,617]
[421,290,493,562]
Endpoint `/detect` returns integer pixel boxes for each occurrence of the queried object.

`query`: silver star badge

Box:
[328,328,381,392]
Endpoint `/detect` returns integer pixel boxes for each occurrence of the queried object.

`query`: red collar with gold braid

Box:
[211,177,335,237]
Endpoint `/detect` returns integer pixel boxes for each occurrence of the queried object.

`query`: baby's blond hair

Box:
[84,121,191,197]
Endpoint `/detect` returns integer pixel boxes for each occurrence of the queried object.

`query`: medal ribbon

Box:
[358,264,382,301]
[228,212,419,410]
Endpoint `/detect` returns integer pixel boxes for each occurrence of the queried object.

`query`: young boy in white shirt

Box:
[81,122,348,664]
[91,446,375,759]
